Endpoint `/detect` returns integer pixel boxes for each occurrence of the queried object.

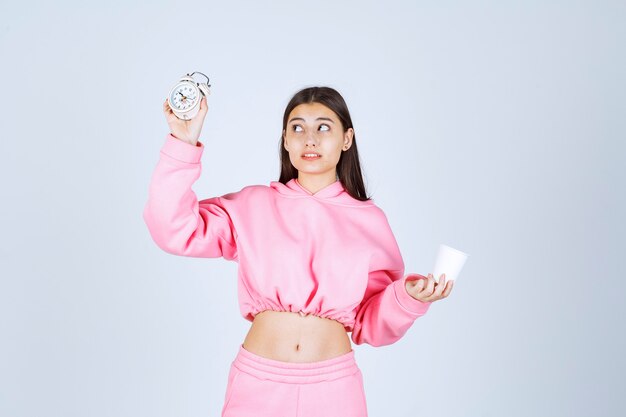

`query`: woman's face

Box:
[282,102,353,183]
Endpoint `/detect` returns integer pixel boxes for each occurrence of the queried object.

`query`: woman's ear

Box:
[283,130,288,151]
[343,128,354,150]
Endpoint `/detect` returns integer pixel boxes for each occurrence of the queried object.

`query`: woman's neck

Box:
[296,173,338,195]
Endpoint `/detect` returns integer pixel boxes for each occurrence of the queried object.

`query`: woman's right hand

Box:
[163,96,208,146]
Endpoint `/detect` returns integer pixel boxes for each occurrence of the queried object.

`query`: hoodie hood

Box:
[269,178,374,207]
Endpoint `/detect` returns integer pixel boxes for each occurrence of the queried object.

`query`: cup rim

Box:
[439,244,469,257]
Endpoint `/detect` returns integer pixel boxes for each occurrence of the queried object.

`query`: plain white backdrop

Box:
[1,1,624,416]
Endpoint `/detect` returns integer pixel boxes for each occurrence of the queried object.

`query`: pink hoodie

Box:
[143,134,432,347]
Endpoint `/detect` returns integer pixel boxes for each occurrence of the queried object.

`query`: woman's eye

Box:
[319,124,330,131]
[292,125,302,132]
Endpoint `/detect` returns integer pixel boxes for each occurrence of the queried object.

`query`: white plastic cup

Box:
[432,244,469,283]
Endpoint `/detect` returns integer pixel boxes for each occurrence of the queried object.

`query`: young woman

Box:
[143,86,453,417]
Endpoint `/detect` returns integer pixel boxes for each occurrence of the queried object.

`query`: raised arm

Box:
[142,134,238,261]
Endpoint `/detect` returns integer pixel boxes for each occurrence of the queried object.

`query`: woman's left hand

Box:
[405,273,453,303]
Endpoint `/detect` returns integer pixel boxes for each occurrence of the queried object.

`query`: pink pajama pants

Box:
[221,344,368,417]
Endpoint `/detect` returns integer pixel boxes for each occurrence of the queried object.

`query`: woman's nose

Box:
[305,131,318,146]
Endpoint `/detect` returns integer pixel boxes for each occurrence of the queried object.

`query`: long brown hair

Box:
[278,86,370,201]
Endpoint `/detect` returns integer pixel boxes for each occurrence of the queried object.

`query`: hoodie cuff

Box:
[393,274,432,316]
[160,133,204,164]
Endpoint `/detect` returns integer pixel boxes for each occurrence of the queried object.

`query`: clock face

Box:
[169,82,199,111]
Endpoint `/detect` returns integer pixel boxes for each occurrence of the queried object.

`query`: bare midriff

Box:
[242,310,353,363]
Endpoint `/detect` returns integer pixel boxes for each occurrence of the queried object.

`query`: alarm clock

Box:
[167,71,211,120]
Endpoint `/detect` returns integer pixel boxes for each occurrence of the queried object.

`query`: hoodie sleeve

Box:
[142,134,238,261]
[350,211,432,347]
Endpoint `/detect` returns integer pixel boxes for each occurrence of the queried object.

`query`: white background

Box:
[1,1,624,416]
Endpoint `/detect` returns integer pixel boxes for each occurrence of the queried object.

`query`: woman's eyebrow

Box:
[288,117,335,124]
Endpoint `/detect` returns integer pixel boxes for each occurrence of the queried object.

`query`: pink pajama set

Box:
[143,134,433,417]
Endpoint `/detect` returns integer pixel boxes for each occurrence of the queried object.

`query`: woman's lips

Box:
[302,154,321,160]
